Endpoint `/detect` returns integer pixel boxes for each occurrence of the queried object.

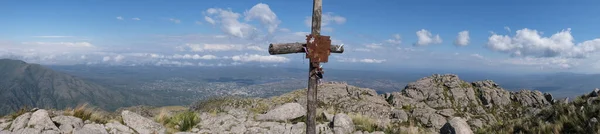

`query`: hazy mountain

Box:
[0,59,144,115]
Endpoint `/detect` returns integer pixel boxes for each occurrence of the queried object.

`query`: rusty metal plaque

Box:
[306,35,331,62]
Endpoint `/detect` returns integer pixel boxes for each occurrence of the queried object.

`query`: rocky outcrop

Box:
[333,113,355,134]
[257,103,305,121]
[52,116,84,134]
[122,110,166,134]
[440,117,473,134]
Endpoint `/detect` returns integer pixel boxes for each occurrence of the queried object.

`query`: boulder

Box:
[333,113,355,134]
[13,128,42,134]
[27,109,59,131]
[105,121,135,134]
[121,110,166,134]
[440,117,473,134]
[391,109,408,122]
[590,88,600,97]
[544,92,554,104]
[9,112,32,131]
[74,124,108,134]
[257,103,306,121]
[52,115,84,134]
[511,90,550,108]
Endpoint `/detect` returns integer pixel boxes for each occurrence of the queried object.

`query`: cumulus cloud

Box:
[415,29,442,46]
[231,54,289,63]
[454,31,470,46]
[114,55,125,62]
[304,12,346,31]
[385,34,402,45]
[244,3,280,33]
[204,16,216,25]
[487,28,600,58]
[204,8,256,39]
[116,16,123,20]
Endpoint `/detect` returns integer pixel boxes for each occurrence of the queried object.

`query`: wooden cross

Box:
[268,0,344,133]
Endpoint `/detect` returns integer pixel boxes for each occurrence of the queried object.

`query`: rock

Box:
[290,122,306,134]
[370,131,385,134]
[174,132,195,134]
[105,121,135,134]
[41,130,60,134]
[436,109,455,117]
[322,111,334,121]
[27,109,59,131]
[590,88,600,97]
[467,119,483,129]
[0,122,10,131]
[473,80,511,107]
[333,113,355,134]
[14,128,42,134]
[230,124,247,134]
[412,107,446,129]
[9,112,32,131]
[544,92,554,104]
[317,123,333,134]
[257,103,306,121]
[391,109,408,122]
[74,124,109,134]
[52,115,84,134]
[511,90,550,108]
[191,128,200,132]
[440,117,473,134]
[84,120,91,124]
[0,130,10,134]
[121,110,166,134]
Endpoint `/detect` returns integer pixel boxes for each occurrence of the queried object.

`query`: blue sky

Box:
[2,0,600,74]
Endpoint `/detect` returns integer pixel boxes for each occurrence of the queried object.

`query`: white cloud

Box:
[204,8,257,38]
[114,55,125,62]
[244,3,280,33]
[169,18,181,24]
[336,57,386,63]
[454,31,470,46]
[102,56,111,62]
[169,54,218,60]
[304,12,346,31]
[415,29,442,46]
[470,53,484,59]
[204,16,216,25]
[132,18,141,21]
[179,44,265,52]
[116,16,123,20]
[385,34,402,45]
[487,28,600,58]
[231,54,289,63]
[504,26,511,32]
[365,43,383,49]
[246,46,265,51]
[354,48,371,52]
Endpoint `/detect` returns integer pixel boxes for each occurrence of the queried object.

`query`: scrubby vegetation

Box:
[477,94,600,134]
[349,113,382,132]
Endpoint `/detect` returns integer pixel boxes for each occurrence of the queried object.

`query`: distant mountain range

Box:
[0,59,170,115]
[2,58,600,115]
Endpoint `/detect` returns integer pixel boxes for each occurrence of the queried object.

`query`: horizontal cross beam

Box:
[268,42,344,55]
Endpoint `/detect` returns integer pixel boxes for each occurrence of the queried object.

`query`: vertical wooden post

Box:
[307,0,321,134]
